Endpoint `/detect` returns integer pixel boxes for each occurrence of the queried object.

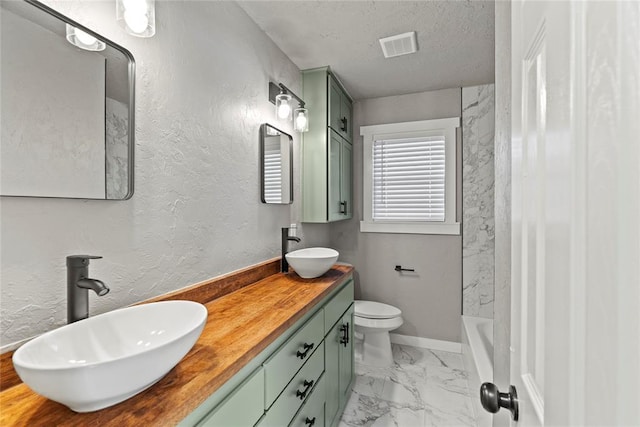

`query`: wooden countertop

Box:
[0,263,353,426]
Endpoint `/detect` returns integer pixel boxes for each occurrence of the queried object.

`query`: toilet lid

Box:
[355,300,402,319]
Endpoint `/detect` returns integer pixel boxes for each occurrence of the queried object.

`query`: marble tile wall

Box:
[462,85,495,319]
[105,97,129,199]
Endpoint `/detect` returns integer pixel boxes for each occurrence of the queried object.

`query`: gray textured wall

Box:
[493,2,512,426]
[0,0,330,349]
[330,88,463,342]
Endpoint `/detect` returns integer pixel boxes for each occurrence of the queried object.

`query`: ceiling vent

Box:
[379,31,418,58]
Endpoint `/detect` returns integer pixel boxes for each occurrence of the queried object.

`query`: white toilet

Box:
[353,300,403,366]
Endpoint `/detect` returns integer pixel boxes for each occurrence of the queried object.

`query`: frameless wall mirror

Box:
[0,0,135,200]
[260,124,293,204]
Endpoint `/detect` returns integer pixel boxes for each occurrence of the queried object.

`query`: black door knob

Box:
[480,382,519,421]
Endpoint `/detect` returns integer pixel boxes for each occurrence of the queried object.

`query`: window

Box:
[360,117,460,235]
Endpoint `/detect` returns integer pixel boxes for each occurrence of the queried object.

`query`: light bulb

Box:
[74,29,97,46]
[275,93,292,121]
[295,111,308,132]
[277,103,291,120]
[124,9,149,34]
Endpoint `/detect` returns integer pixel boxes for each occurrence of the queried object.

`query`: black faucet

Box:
[281,227,301,273]
[67,255,109,323]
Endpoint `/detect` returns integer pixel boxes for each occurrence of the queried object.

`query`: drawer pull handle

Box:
[305,417,316,426]
[340,322,349,347]
[296,379,314,400]
[296,342,314,359]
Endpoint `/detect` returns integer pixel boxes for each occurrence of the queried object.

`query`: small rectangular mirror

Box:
[260,123,293,204]
[0,0,135,200]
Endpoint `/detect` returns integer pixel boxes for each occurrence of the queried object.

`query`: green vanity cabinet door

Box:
[197,367,264,427]
[339,305,354,400]
[324,316,342,427]
[324,280,355,427]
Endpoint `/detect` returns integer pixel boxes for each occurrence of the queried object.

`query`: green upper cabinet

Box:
[329,76,352,142]
[302,67,353,223]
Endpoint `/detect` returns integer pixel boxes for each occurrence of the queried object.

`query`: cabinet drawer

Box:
[258,342,325,427]
[264,308,324,407]
[197,367,264,427]
[289,374,325,427]
[324,280,354,334]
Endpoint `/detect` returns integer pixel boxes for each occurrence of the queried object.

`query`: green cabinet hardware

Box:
[196,366,264,427]
[257,342,325,427]
[302,67,353,223]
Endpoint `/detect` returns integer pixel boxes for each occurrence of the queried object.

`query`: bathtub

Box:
[461,316,494,427]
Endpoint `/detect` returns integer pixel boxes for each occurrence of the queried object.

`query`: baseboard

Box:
[390,333,462,353]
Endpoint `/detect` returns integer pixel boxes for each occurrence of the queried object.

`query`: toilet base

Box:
[356,329,394,367]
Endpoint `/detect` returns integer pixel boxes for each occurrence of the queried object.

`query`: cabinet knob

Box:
[340,116,348,132]
[296,379,314,400]
[296,342,314,359]
[339,200,348,214]
[339,322,349,347]
[305,417,316,426]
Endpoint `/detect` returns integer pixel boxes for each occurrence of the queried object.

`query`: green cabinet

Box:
[302,67,353,223]
[181,278,354,427]
[329,76,352,142]
[323,284,355,427]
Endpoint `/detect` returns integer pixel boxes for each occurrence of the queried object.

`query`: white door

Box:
[508,1,640,426]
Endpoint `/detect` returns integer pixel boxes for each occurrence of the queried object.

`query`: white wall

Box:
[330,88,463,342]
[0,0,328,349]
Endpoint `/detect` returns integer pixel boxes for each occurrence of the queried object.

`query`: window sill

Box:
[359,221,461,236]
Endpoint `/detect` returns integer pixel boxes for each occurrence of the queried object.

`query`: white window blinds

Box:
[372,136,445,222]
[263,139,282,203]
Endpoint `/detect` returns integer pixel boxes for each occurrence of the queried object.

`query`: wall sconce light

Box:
[269,82,309,133]
[65,24,105,51]
[117,0,156,37]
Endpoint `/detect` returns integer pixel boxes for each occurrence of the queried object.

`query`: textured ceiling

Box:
[237,1,495,100]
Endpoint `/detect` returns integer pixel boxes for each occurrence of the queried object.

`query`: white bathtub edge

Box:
[390,333,462,353]
[462,315,494,427]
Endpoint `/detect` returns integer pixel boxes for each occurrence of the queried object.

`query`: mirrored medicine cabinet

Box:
[260,124,293,204]
[0,0,135,200]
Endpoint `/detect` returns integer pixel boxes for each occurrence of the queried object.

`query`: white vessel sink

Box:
[286,247,339,278]
[12,300,207,412]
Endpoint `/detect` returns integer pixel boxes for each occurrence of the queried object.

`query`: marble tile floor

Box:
[338,344,477,427]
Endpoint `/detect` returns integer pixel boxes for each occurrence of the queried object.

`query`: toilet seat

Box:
[354,315,404,330]
[355,300,402,319]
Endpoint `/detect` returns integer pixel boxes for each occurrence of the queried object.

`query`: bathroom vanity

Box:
[0,261,354,427]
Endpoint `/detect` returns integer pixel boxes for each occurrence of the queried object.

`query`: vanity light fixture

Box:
[269,82,309,133]
[117,0,156,38]
[65,24,105,51]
